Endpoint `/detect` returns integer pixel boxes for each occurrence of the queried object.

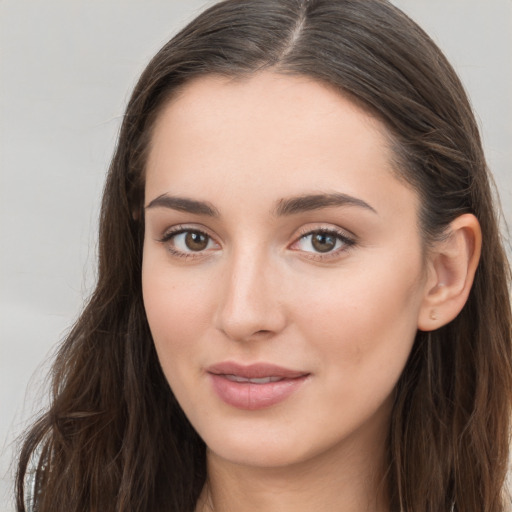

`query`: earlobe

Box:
[418,214,482,332]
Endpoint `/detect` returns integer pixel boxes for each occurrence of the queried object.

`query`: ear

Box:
[417,214,482,331]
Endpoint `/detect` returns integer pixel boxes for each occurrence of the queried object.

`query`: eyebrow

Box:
[145,194,220,217]
[144,191,377,217]
[273,192,377,216]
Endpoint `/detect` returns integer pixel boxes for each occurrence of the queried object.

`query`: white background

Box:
[1,1,511,510]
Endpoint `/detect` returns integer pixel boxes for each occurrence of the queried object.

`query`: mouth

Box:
[206,362,310,410]
[222,375,286,384]
[207,361,308,379]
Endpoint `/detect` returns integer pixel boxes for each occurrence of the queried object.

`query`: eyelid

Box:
[159,223,218,241]
[155,223,356,261]
[288,225,357,260]
[157,224,221,259]
[294,224,356,241]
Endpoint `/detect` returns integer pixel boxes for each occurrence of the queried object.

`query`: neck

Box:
[195,423,390,512]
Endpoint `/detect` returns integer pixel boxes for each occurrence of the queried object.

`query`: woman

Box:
[15,1,512,511]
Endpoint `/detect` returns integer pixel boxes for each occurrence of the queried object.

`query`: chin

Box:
[207,440,312,469]
[196,419,311,469]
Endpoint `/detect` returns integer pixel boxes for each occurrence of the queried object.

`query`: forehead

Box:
[151,72,388,156]
[145,71,417,222]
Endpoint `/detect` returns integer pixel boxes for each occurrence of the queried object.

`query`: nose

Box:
[214,248,287,342]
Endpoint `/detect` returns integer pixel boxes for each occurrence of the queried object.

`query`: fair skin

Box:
[141,72,481,512]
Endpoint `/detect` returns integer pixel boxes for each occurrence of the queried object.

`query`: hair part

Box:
[16,1,512,511]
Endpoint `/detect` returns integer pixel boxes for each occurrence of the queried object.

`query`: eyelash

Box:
[158,225,216,260]
[291,227,356,261]
[157,225,356,261]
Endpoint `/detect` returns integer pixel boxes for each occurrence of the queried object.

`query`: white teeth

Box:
[224,374,283,384]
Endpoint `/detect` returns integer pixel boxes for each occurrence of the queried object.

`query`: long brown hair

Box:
[16,1,512,511]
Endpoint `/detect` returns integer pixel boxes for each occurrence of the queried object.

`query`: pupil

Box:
[312,233,335,253]
[185,231,208,251]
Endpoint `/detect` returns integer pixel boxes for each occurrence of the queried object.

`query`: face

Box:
[142,72,430,469]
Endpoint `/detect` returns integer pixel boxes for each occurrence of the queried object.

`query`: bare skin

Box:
[142,72,481,512]
[195,407,391,512]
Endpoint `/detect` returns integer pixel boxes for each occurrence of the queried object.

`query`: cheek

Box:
[290,259,423,383]
[142,266,217,417]
[141,255,214,371]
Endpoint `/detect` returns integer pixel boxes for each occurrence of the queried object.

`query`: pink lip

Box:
[206,362,310,410]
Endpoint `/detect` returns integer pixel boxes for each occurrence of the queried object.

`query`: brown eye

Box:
[311,232,337,253]
[292,229,354,257]
[184,231,209,251]
[161,229,217,255]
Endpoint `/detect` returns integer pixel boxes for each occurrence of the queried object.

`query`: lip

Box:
[206,362,310,410]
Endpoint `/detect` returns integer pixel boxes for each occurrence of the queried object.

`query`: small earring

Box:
[429,310,437,321]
